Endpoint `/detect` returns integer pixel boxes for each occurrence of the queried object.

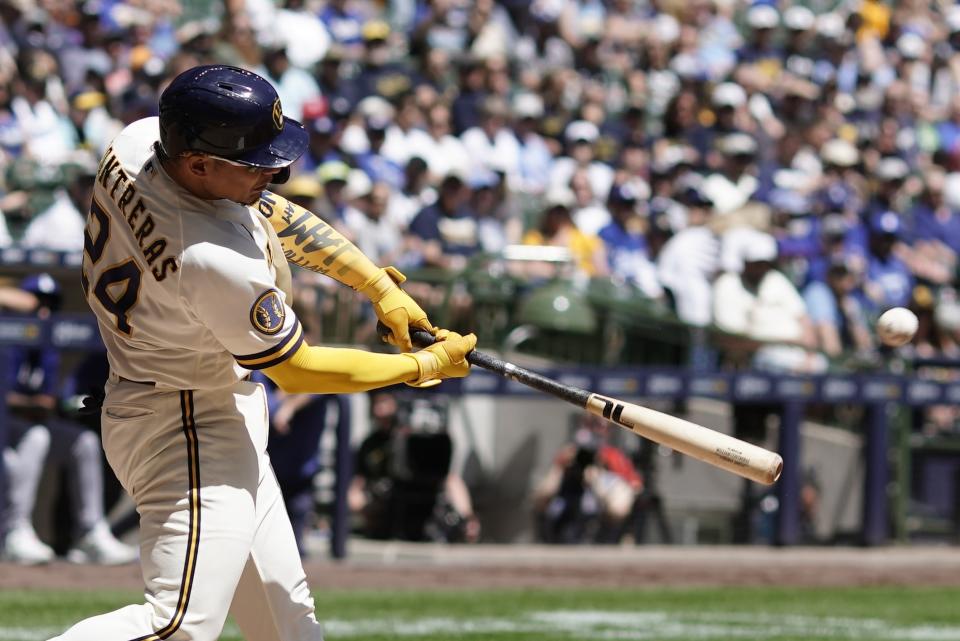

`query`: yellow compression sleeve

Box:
[262,342,420,394]
[255,190,380,290]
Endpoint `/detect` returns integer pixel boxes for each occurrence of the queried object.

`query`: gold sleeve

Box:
[255,190,381,290]
[262,341,422,394]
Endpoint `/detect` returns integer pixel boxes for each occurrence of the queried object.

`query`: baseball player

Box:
[50,64,475,641]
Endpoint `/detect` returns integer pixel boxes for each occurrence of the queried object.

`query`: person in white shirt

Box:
[407,102,471,183]
[460,96,521,189]
[21,163,94,253]
[548,119,614,203]
[712,230,824,374]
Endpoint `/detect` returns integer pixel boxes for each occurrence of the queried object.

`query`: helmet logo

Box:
[272,98,283,131]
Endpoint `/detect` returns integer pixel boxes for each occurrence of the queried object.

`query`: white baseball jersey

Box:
[83,117,303,390]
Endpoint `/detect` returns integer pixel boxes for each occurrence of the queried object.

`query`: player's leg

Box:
[3,420,54,564]
[230,382,324,641]
[49,382,263,641]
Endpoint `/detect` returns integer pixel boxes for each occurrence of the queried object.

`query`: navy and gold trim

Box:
[131,391,201,641]
[234,319,304,370]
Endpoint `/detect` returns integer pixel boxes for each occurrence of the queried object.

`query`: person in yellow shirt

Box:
[522,187,609,277]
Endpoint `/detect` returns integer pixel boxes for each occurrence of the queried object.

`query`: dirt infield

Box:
[4,543,960,591]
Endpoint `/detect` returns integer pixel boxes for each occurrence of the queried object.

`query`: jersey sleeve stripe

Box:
[234,321,304,369]
[240,330,305,370]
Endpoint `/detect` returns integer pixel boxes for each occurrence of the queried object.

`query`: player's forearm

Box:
[256,191,381,290]
[262,342,419,394]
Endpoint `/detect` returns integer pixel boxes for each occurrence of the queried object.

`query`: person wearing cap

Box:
[701,132,760,214]
[802,258,873,358]
[863,210,914,310]
[356,20,412,101]
[256,43,321,122]
[316,159,352,222]
[548,119,614,208]
[20,156,95,252]
[319,0,365,59]
[864,155,911,219]
[737,4,783,81]
[911,170,960,287]
[408,171,479,271]
[461,95,521,190]
[511,92,553,195]
[713,229,823,373]
[598,182,664,300]
[407,101,472,184]
[522,186,608,277]
[356,114,405,190]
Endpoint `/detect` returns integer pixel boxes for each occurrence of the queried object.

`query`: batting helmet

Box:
[158,65,307,183]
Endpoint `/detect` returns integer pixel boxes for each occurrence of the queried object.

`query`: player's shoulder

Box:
[181,207,263,271]
[108,117,161,168]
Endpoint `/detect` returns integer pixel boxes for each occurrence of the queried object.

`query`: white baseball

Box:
[877,307,918,347]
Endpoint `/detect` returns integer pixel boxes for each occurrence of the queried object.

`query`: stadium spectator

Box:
[522,187,608,278]
[408,171,478,270]
[802,259,874,358]
[349,391,479,543]
[863,210,915,312]
[712,230,824,375]
[532,412,642,544]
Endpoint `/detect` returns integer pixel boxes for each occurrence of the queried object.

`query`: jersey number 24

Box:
[81,199,142,336]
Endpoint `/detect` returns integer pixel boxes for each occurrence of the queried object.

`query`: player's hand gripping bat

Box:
[380,323,783,485]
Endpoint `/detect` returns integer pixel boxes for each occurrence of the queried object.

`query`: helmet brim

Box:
[231,117,309,168]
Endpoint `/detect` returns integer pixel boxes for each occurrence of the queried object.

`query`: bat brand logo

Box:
[272,98,283,131]
[250,289,285,335]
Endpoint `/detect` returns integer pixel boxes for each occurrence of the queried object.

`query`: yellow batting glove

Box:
[359,266,435,352]
[402,331,477,386]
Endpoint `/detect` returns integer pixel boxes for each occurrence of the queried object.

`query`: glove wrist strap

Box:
[402,351,439,385]
[357,266,406,303]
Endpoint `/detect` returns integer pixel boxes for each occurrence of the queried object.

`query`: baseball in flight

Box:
[877,307,918,347]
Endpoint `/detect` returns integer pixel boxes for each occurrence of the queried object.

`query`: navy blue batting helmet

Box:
[159,65,307,180]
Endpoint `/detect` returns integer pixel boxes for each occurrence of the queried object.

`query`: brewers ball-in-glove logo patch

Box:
[251,289,285,335]
[272,98,283,132]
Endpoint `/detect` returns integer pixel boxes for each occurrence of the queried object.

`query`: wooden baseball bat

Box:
[384,324,783,485]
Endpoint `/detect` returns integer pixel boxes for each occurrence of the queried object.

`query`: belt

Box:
[116,374,253,386]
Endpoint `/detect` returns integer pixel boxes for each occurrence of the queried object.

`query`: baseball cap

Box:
[817,12,846,40]
[742,231,778,263]
[362,20,390,42]
[544,185,576,209]
[746,5,779,30]
[875,157,910,182]
[718,132,757,156]
[565,120,599,144]
[783,6,815,31]
[365,114,391,132]
[311,116,336,135]
[769,188,808,215]
[317,160,351,184]
[820,213,849,239]
[821,139,859,167]
[344,169,373,199]
[869,210,903,236]
[281,174,323,199]
[947,6,960,34]
[513,93,544,119]
[712,82,747,108]
[897,33,926,60]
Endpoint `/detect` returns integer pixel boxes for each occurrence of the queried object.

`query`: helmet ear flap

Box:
[271,166,291,184]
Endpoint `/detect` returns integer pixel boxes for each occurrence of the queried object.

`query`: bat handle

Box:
[376,322,497,371]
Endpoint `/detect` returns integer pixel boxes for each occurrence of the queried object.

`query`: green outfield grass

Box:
[4,586,960,640]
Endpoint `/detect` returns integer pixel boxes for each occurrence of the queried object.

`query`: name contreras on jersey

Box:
[257,192,358,276]
[97,149,179,281]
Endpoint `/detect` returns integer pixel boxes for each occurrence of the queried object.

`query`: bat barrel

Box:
[585,394,783,485]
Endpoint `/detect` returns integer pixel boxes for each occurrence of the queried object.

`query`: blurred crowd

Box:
[7,2,960,394]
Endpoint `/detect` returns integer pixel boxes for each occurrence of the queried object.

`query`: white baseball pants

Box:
[49,377,324,641]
